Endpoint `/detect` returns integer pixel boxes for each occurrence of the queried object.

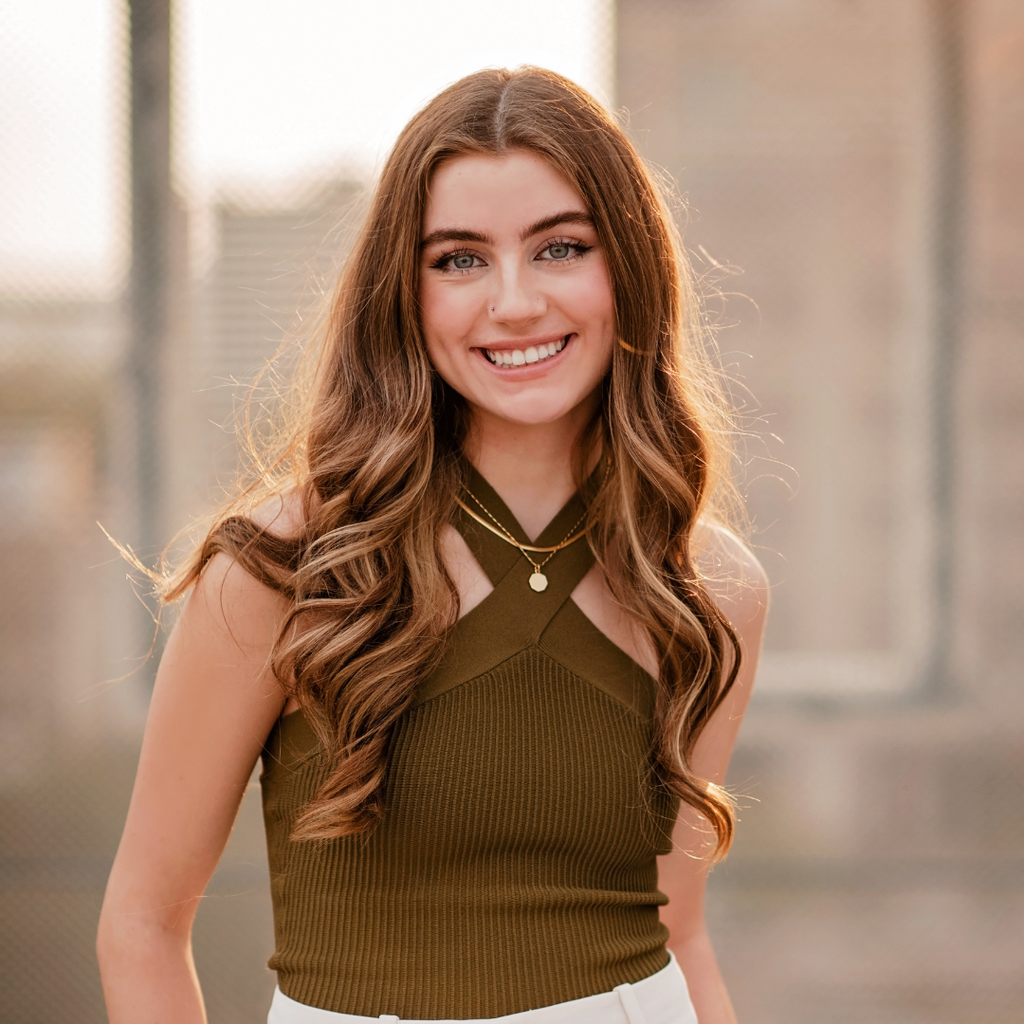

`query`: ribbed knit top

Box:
[259,468,678,1019]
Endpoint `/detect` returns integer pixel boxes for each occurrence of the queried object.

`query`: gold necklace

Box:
[456,487,590,593]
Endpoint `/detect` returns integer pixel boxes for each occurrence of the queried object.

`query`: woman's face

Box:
[419,149,615,429]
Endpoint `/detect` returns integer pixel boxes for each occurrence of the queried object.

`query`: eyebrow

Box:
[521,210,593,240]
[420,209,593,250]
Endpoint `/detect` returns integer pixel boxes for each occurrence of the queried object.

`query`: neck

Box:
[463,402,598,541]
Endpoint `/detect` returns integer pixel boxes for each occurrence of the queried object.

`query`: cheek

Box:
[420,285,474,388]
[418,282,445,345]
[572,266,615,373]
[420,281,477,348]
[567,261,615,327]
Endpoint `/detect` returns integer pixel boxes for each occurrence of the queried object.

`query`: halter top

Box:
[259,468,679,1018]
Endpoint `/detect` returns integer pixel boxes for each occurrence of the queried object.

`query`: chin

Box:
[483,395,585,426]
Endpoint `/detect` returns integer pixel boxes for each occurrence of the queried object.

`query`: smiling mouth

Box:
[480,334,572,368]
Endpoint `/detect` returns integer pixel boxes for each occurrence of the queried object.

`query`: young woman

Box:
[97,67,768,1024]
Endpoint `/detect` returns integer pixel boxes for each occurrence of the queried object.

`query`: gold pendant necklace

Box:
[455,487,590,593]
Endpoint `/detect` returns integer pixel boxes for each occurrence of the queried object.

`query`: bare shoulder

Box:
[691,518,770,633]
[246,486,308,539]
[185,488,305,643]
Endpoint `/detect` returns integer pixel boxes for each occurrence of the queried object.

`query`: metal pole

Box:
[127,0,172,566]
[929,0,966,692]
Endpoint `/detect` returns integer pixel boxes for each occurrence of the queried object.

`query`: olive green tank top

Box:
[259,468,679,1019]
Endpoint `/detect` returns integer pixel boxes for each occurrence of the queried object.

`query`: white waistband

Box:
[267,953,697,1024]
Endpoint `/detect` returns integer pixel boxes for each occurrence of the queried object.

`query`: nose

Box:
[488,262,545,325]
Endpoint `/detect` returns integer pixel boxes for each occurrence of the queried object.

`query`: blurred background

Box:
[1,1,1021,1021]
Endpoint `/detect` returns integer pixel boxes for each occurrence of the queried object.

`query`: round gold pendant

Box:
[528,571,549,593]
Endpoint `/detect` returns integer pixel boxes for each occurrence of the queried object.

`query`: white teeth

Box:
[483,336,569,367]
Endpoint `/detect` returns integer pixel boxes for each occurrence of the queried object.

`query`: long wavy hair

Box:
[166,67,743,858]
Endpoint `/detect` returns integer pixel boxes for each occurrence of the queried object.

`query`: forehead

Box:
[423,150,587,234]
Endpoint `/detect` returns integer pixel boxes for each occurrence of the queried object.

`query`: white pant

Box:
[267,954,697,1024]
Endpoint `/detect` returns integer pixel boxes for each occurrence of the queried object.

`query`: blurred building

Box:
[0,176,363,1022]
[617,0,1024,1019]
[176,178,364,524]
[0,299,125,774]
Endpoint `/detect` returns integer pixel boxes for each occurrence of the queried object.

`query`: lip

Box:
[472,332,575,378]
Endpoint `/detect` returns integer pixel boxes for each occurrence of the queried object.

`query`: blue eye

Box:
[430,249,482,272]
[537,240,590,263]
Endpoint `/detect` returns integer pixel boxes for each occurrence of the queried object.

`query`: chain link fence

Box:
[1,3,616,1022]
[3,1,1023,1022]
[616,1,1024,1021]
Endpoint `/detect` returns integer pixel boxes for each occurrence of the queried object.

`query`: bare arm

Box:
[96,550,293,1024]
[658,525,770,1024]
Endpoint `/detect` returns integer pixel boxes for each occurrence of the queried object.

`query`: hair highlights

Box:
[168,67,742,858]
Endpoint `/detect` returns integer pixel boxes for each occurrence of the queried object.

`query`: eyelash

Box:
[429,247,479,273]
[539,238,592,264]
[429,238,593,273]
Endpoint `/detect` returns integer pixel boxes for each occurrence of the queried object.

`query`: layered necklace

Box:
[455,486,591,593]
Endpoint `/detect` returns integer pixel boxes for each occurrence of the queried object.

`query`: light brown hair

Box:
[168,66,742,857]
